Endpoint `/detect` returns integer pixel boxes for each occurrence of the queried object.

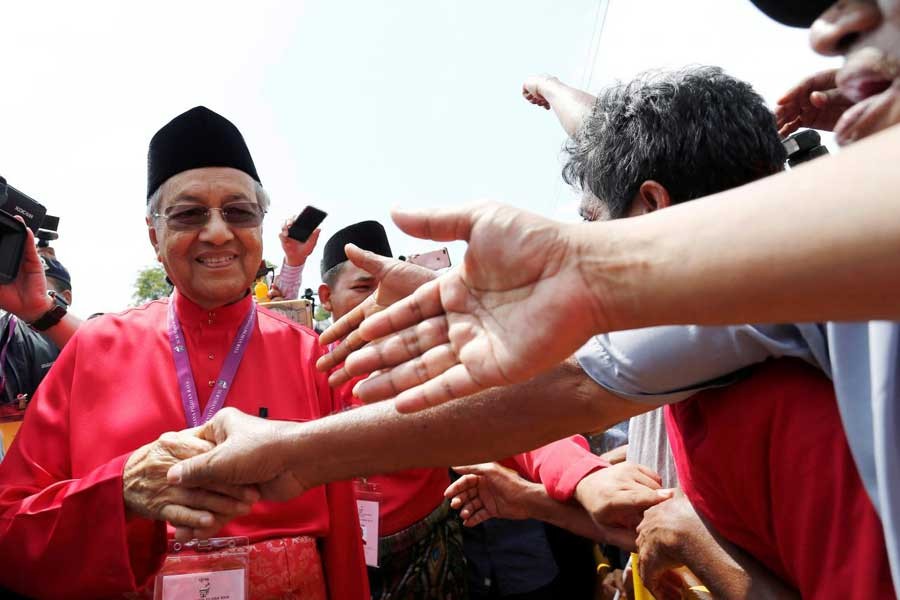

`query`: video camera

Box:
[0,176,60,284]
[783,129,829,168]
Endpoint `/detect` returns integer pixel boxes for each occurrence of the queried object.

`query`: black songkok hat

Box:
[146,106,261,199]
[41,256,71,290]
[748,0,831,28]
[321,221,392,277]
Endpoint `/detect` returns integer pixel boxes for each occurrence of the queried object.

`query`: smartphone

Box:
[287,206,327,242]
[407,248,451,271]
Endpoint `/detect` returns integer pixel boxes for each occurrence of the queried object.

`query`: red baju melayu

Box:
[0,292,368,599]
[665,358,894,599]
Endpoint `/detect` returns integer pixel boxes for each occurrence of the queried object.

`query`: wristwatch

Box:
[28,290,69,331]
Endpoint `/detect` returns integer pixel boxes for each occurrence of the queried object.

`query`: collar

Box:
[172,289,254,329]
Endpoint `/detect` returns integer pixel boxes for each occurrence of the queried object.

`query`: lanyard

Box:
[167,299,256,428]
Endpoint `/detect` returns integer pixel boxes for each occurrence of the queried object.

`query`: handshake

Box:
[122,408,301,541]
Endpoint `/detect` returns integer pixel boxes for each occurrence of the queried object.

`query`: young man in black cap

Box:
[0,106,369,598]
[319,220,470,599]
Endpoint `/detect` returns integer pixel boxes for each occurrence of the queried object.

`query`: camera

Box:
[783,129,829,168]
[0,176,59,284]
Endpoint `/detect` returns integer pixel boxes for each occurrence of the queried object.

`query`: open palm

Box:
[345,202,606,412]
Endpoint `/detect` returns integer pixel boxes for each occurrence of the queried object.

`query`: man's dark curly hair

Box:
[562,66,787,219]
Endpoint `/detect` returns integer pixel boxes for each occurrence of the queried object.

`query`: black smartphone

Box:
[287,206,327,242]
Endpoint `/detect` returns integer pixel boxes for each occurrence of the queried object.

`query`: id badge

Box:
[153,536,250,600]
[355,479,383,568]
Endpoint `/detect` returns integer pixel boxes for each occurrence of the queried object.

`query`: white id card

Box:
[355,479,383,568]
[160,568,245,600]
[154,536,249,600]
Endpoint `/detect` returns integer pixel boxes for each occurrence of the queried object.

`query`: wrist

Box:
[283,257,307,268]
[567,219,648,334]
[20,294,55,323]
[274,421,319,486]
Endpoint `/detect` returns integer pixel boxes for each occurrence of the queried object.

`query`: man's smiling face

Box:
[149,167,264,309]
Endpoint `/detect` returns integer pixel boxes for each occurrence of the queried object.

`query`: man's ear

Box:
[634,180,673,215]
[147,216,161,261]
[318,284,332,313]
[61,290,73,306]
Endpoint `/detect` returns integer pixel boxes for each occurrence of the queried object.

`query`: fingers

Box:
[166,486,254,519]
[358,279,445,343]
[392,363,482,413]
[160,503,217,530]
[347,315,450,381]
[318,296,371,347]
[353,342,459,404]
[158,431,215,460]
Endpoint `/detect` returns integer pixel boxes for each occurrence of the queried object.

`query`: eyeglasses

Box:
[154,202,266,231]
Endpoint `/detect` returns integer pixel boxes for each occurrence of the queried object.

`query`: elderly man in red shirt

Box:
[0,106,368,599]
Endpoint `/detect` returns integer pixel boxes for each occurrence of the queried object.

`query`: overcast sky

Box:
[0,1,837,316]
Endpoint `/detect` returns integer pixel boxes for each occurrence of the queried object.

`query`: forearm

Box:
[540,77,597,137]
[286,360,649,488]
[524,484,610,542]
[685,535,798,599]
[588,124,900,330]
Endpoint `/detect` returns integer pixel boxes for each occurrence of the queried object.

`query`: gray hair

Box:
[562,66,786,220]
[147,179,270,220]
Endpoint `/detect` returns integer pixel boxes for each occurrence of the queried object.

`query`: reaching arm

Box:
[522,75,597,137]
[169,357,652,497]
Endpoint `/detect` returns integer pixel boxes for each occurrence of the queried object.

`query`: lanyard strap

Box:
[167,300,257,427]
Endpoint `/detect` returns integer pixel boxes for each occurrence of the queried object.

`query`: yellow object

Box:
[254,281,269,302]
[632,552,656,600]
[0,420,23,453]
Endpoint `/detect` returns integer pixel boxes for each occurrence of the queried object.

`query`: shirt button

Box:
[208,380,215,387]
[208,354,215,360]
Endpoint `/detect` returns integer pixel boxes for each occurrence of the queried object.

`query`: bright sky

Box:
[0,1,838,316]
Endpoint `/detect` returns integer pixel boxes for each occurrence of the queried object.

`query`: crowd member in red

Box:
[319,222,660,599]
[0,106,368,599]
[656,358,894,599]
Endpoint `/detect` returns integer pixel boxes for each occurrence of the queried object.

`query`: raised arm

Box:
[522,74,597,137]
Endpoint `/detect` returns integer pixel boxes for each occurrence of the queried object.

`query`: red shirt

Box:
[0,293,368,599]
[666,359,893,599]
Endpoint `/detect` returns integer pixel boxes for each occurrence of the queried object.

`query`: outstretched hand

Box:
[338,202,608,413]
[316,245,438,383]
[775,69,851,137]
[446,463,536,526]
[167,408,308,502]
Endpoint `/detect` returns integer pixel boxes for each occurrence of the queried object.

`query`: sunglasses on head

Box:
[154,202,265,231]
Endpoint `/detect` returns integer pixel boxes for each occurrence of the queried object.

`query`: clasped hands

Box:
[123,408,304,542]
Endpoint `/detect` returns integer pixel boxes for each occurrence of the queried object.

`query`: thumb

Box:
[390,204,476,243]
[345,244,391,278]
[810,88,848,108]
[167,448,218,486]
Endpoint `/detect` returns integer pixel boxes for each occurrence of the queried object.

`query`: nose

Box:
[810,1,882,56]
[199,208,236,244]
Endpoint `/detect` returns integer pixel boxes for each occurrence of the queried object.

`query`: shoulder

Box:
[68,299,169,351]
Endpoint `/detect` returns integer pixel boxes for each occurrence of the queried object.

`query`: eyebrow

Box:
[352,276,376,284]
[171,192,252,204]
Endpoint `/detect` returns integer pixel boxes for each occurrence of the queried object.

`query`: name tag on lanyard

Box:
[355,479,383,567]
[154,537,250,600]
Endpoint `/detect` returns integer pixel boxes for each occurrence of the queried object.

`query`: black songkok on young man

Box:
[321,221,393,276]
[146,106,261,199]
